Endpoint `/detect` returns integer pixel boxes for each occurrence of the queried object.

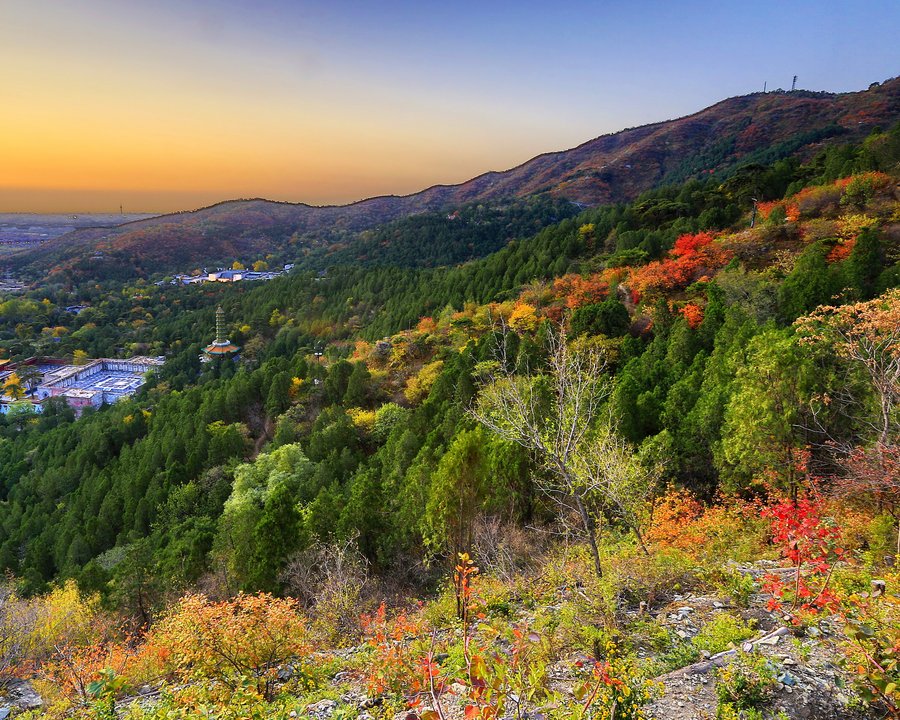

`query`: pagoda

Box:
[204,306,240,358]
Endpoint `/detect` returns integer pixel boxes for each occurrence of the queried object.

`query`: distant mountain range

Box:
[8,77,900,282]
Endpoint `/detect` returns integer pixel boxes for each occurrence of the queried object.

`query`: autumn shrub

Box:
[568,647,659,720]
[710,566,759,608]
[865,514,900,566]
[29,580,104,662]
[646,489,765,564]
[755,200,781,223]
[801,217,839,244]
[840,171,893,209]
[508,301,540,332]
[716,703,788,720]
[0,579,108,691]
[35,640,138,707]
[825,502,878,556]
[551,273,610,310]
[0,586,37,682]
[346,407,377,434]
[837,212,879,240]
[792,183,843,218]
[359,602,428,697]
[404,359,444,403]
[839,575,900,718]
[147,593,311,700]
[679,302,704,328]
[113,683,308,720]
[761,499,844,621]
[461,623,556,720]
[628,232,732,303]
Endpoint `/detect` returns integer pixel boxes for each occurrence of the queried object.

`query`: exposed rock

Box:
[305,698,338,719]
[0,679,42,711]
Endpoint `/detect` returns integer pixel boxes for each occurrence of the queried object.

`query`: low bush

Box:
[692,613,756,656]
[147,593,312,700]
[715,651,778,711]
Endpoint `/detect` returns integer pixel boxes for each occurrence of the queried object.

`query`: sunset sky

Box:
[2,0,898,213]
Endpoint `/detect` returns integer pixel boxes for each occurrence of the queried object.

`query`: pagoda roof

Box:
[204,342,240,355]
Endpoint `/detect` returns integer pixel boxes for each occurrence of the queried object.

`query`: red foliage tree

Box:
[628,232,731,303]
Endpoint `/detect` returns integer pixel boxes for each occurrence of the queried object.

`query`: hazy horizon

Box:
[2,0,898,214]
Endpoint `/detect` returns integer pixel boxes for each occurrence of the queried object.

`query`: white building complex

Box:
[1,356,164,415]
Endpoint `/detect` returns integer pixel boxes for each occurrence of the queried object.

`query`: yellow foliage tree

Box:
[404,360,444,403]
[347,407,377,433]
[252,260,269,272]
[508,302,539,332]
[2,373,24,400]
[289,377,304,399]
[232,261,246,271]
[29,581,102,659]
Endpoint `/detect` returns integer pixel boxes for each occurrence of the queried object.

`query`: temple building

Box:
[204,306,240,359]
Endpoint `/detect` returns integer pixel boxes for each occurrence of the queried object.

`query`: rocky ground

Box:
[0,562,884,719]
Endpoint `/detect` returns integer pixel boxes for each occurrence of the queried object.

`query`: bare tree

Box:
[796,289,899,451]
[0,584,37,686]
[279,533,370,644]
[470,323,652,577]
[796,290,900,550]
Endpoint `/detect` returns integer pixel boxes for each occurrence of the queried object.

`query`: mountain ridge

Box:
[8,77,900,280]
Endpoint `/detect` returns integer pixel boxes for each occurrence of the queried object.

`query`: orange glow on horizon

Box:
[3,1,896,213]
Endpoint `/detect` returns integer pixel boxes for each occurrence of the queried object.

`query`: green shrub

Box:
[716,704,788,720]
[715,651,778,710]
[865,514,898,566]
[646,641,700,676]
[712,566,758,608]
[692,613,756,656]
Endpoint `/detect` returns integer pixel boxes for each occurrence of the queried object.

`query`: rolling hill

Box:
[8,77,900,282]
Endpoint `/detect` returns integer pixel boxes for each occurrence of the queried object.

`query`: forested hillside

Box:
[0,122,898,720]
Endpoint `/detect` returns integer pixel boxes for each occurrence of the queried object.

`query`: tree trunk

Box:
[632,522,650,556]
[574,494,603,578]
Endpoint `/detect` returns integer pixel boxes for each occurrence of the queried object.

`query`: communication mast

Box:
[791,75,797,92]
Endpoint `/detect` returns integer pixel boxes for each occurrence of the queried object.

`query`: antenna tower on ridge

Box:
[791,75,797,92]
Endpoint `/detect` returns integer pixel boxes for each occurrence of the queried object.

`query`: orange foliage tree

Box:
[796,289,900,552]
[551,274,610,310]
[679,302,704,329]
[795,289,900,453]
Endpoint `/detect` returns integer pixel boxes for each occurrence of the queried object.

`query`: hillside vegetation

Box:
[0,117,898,720]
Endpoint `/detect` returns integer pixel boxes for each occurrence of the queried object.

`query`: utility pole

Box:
[763,81,767,93]
[791,75,797,92]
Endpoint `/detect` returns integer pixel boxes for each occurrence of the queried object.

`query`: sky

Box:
[1,0,898,214]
